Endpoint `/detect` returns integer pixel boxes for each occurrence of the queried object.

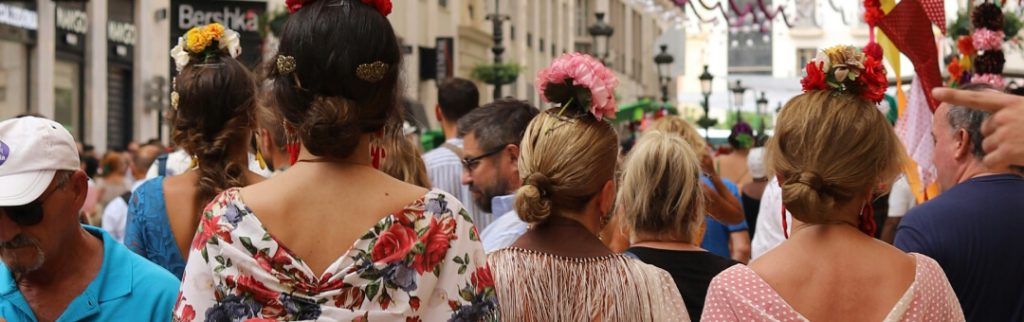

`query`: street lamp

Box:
[730,79,747,122]
[755,91,768,145]
[588,12,614,65]
[697,65,717,142]
[486,0,510,100]
[654,44,674,109]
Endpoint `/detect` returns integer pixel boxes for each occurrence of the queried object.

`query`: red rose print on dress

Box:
[470,266,494,292]
[372,223,417,264]
[413,216,456,273]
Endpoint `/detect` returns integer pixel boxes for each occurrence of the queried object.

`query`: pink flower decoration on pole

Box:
[972,28,1005,52]
[972,73,1006,88]
[535,53,619,120]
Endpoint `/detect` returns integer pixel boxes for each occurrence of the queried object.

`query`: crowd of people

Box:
[0,0,1023,321]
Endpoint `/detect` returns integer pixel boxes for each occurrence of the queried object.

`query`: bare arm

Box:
[702,155,745,225]
[729,230,751,263]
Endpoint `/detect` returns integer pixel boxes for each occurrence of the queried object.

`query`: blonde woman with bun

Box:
[702,45,962,321]
[621,131,739,322]
[487,53,688,321]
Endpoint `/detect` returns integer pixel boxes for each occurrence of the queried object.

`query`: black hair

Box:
[437,78,480,121]
[457,99,540,151]
[268,0,402,160]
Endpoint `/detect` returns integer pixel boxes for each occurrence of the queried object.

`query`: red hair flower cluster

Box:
[286,0,392,16]
[800,45,888,104]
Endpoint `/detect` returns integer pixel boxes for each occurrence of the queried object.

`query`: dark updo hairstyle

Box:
[268,0,402,160]
[171,50,257,211]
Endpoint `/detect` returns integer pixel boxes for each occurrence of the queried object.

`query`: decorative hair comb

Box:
[287,0,392,16]
[800,45,887,104]
[276,55,296,74]
[356,61,389,83]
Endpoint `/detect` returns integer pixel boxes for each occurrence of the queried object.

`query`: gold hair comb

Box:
[356,61,389,82]
[276,55,296,75]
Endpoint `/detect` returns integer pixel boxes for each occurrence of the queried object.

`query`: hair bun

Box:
[516,173,554,223]
[299,96,362,160]
[795,171,825,190]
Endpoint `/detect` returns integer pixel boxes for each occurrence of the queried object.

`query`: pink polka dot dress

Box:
[702,253,964,321]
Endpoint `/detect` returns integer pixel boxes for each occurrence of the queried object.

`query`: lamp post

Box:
[486,0,510,100]
[730,79,747,122]
[697,65,717,142]
[588,12,614,65]
[654,44,674,110]
[755,91,768,145]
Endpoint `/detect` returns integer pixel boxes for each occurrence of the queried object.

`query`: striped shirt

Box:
[422,138,492,229]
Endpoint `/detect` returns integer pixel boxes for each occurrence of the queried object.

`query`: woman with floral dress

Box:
[172,0,497,321]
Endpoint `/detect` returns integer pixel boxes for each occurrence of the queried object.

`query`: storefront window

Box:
[54,59,81,135]
[0,40,29,120]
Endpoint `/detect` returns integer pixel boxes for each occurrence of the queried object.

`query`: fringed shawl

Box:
[488,247,690,321]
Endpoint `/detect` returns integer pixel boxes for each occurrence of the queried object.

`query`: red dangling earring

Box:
[287,140,300,165]
[369,131,386,169]
[859,200,877,237]
[782,203,789,239]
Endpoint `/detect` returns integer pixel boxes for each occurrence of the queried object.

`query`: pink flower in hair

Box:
[535,53,619,120]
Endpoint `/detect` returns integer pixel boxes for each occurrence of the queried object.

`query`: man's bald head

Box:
[133,144,163,174]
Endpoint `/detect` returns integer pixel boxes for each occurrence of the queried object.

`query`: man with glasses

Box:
[0,117,179,321]
[458,99,539,252]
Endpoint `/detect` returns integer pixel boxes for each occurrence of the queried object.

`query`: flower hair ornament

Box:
[169,22,242,72]
[800,45,887,104]
[535,52,619,121]
[286,0,392,16]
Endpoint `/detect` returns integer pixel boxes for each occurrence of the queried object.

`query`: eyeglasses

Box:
[0,186,57,226]
[461,146,505,172]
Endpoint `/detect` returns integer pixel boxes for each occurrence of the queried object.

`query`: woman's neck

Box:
[511,215,613,258]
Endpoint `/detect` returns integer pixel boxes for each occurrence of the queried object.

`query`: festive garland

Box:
[970,2,1006,88]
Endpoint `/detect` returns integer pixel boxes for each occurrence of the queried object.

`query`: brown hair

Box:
[255,82,286,153]
[268,0,402,160]
[381,136,432,189]
[618,131,705,243]
[766,91,904,222]
[515,111,619,223]
[171,54,256,212]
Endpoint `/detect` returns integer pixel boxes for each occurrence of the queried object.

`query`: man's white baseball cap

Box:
[0,117,80,206]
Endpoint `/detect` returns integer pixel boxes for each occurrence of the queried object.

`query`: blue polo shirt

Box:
[0,226,179,322]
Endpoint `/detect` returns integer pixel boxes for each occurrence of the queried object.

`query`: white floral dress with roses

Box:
[173,188,497,322]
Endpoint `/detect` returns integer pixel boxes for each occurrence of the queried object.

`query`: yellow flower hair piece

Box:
[171,22,242,72]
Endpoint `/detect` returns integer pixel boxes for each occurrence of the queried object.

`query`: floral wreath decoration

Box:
[800,45,888,104]
[286,0,392,15]
[535,52,619,121]
[168,22,242,111]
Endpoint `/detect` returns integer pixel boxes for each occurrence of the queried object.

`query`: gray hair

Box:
[946,83,999,161]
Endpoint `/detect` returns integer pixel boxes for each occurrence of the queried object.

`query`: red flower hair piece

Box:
[286,0,392,16]
[800,45,888,104]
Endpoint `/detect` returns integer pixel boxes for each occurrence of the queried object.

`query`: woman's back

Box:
[489,247,687,321]
[174,166,498,320]
[705,231,963,321]
[748,226,918,320]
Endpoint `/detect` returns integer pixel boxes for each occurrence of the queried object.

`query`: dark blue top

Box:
[700,176,748,258]
[0,226,179,321]
[123,177,186,279]
[895,174,1024,322]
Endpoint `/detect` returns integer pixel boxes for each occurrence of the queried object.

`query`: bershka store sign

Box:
[170,0,266,68]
